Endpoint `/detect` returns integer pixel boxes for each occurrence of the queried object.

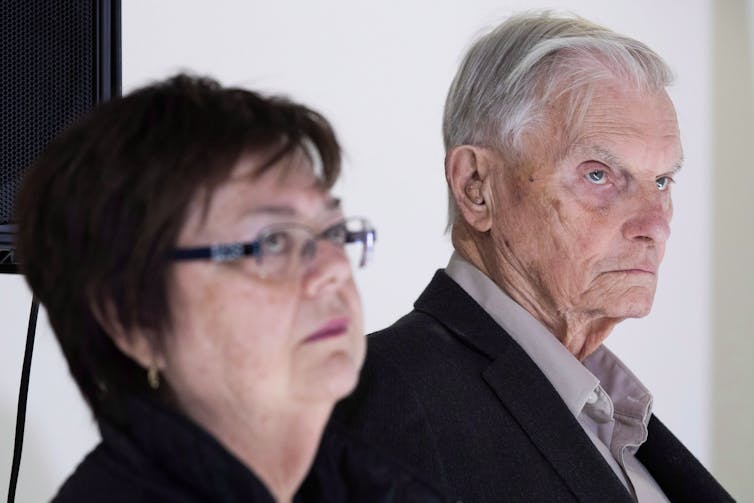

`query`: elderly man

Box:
[334,12,733,502]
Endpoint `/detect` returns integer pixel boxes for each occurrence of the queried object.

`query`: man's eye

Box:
[586,170,607,185]
[656,176,674,191]
[261,231,293,255]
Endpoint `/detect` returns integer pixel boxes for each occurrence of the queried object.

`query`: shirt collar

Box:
[583,346,653,427]
[445,252,599,418]
[445,252,653,426]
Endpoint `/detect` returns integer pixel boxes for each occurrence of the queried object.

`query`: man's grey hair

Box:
[443,11,674,228]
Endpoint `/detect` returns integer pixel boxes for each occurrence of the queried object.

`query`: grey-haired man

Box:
[335,12,733,503]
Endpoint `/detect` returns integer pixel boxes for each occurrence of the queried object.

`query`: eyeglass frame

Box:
[170,216,376,274]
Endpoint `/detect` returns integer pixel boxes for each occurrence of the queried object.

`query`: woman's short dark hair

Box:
[16,74,342,421]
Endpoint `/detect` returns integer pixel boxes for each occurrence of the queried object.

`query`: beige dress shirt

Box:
[445,252,669,502]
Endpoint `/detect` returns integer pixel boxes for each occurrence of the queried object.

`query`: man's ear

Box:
[90,299,165,371]
[445,145,494,232]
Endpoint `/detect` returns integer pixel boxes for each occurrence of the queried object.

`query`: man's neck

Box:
[451,224,619,360]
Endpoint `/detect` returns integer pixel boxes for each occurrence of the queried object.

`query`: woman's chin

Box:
[293,350,364,404]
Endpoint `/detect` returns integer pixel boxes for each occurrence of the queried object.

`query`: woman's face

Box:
[160,150,365,422]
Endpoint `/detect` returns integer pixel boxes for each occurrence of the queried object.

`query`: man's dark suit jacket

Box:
[334,271,734,502]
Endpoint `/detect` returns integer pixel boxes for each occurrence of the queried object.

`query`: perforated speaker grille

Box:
[0,2,97,224]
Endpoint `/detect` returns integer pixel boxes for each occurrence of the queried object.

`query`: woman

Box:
[16,75,440,502]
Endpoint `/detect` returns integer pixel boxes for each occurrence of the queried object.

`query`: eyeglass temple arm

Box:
[172,242,261,262]
[345,227,376,267]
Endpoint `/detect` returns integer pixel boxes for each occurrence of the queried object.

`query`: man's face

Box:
[486,84,682,341]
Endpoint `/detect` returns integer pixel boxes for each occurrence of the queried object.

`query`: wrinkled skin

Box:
[453,84,683,359]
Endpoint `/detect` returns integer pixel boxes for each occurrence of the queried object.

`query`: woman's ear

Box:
[445,145,494,232]
[90,298,164,371]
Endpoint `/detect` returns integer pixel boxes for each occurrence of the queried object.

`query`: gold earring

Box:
[147,366,160,390]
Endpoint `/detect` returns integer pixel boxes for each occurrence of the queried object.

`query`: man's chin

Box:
[611,289,656,319]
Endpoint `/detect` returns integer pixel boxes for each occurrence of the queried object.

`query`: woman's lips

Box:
[304,317,349,343]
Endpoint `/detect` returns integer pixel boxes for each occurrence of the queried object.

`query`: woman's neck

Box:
[186,398,333,503]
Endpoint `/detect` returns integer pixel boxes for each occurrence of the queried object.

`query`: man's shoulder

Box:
[368,309,446,350]
[365,306,488,378]
[301,422,447,502]
[335,301,493,435]
[348,309,451,399]
[333,308,460,496]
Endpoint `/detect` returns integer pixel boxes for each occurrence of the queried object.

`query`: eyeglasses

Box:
[171,217,376,281]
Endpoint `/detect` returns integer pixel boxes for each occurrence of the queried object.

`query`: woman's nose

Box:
[301,240,352,296]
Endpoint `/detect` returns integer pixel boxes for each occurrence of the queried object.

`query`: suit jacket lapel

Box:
[637,415,734,502]
[415,271,632,502]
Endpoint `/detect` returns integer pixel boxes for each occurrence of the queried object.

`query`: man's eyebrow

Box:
[670,157,684,174]
[587,145,684,174]
[590,146,626,171]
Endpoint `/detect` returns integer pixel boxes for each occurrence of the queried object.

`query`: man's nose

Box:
[302,240,352,296]
[621,189,672,244]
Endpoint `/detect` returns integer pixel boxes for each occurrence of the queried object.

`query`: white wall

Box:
[2,1,729,500]
[711,1,754,499]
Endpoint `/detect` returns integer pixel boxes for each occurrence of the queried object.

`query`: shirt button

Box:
[586,390,599,405]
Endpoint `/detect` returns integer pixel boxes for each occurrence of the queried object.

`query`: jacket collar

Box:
[414,270,633,502]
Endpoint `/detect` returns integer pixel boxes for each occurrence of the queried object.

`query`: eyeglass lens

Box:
[249,219,373,280]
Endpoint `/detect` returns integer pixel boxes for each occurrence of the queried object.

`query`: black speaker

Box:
[0,0,121,274]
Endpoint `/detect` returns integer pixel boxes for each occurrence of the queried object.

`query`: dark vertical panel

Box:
[0,0,120,272]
